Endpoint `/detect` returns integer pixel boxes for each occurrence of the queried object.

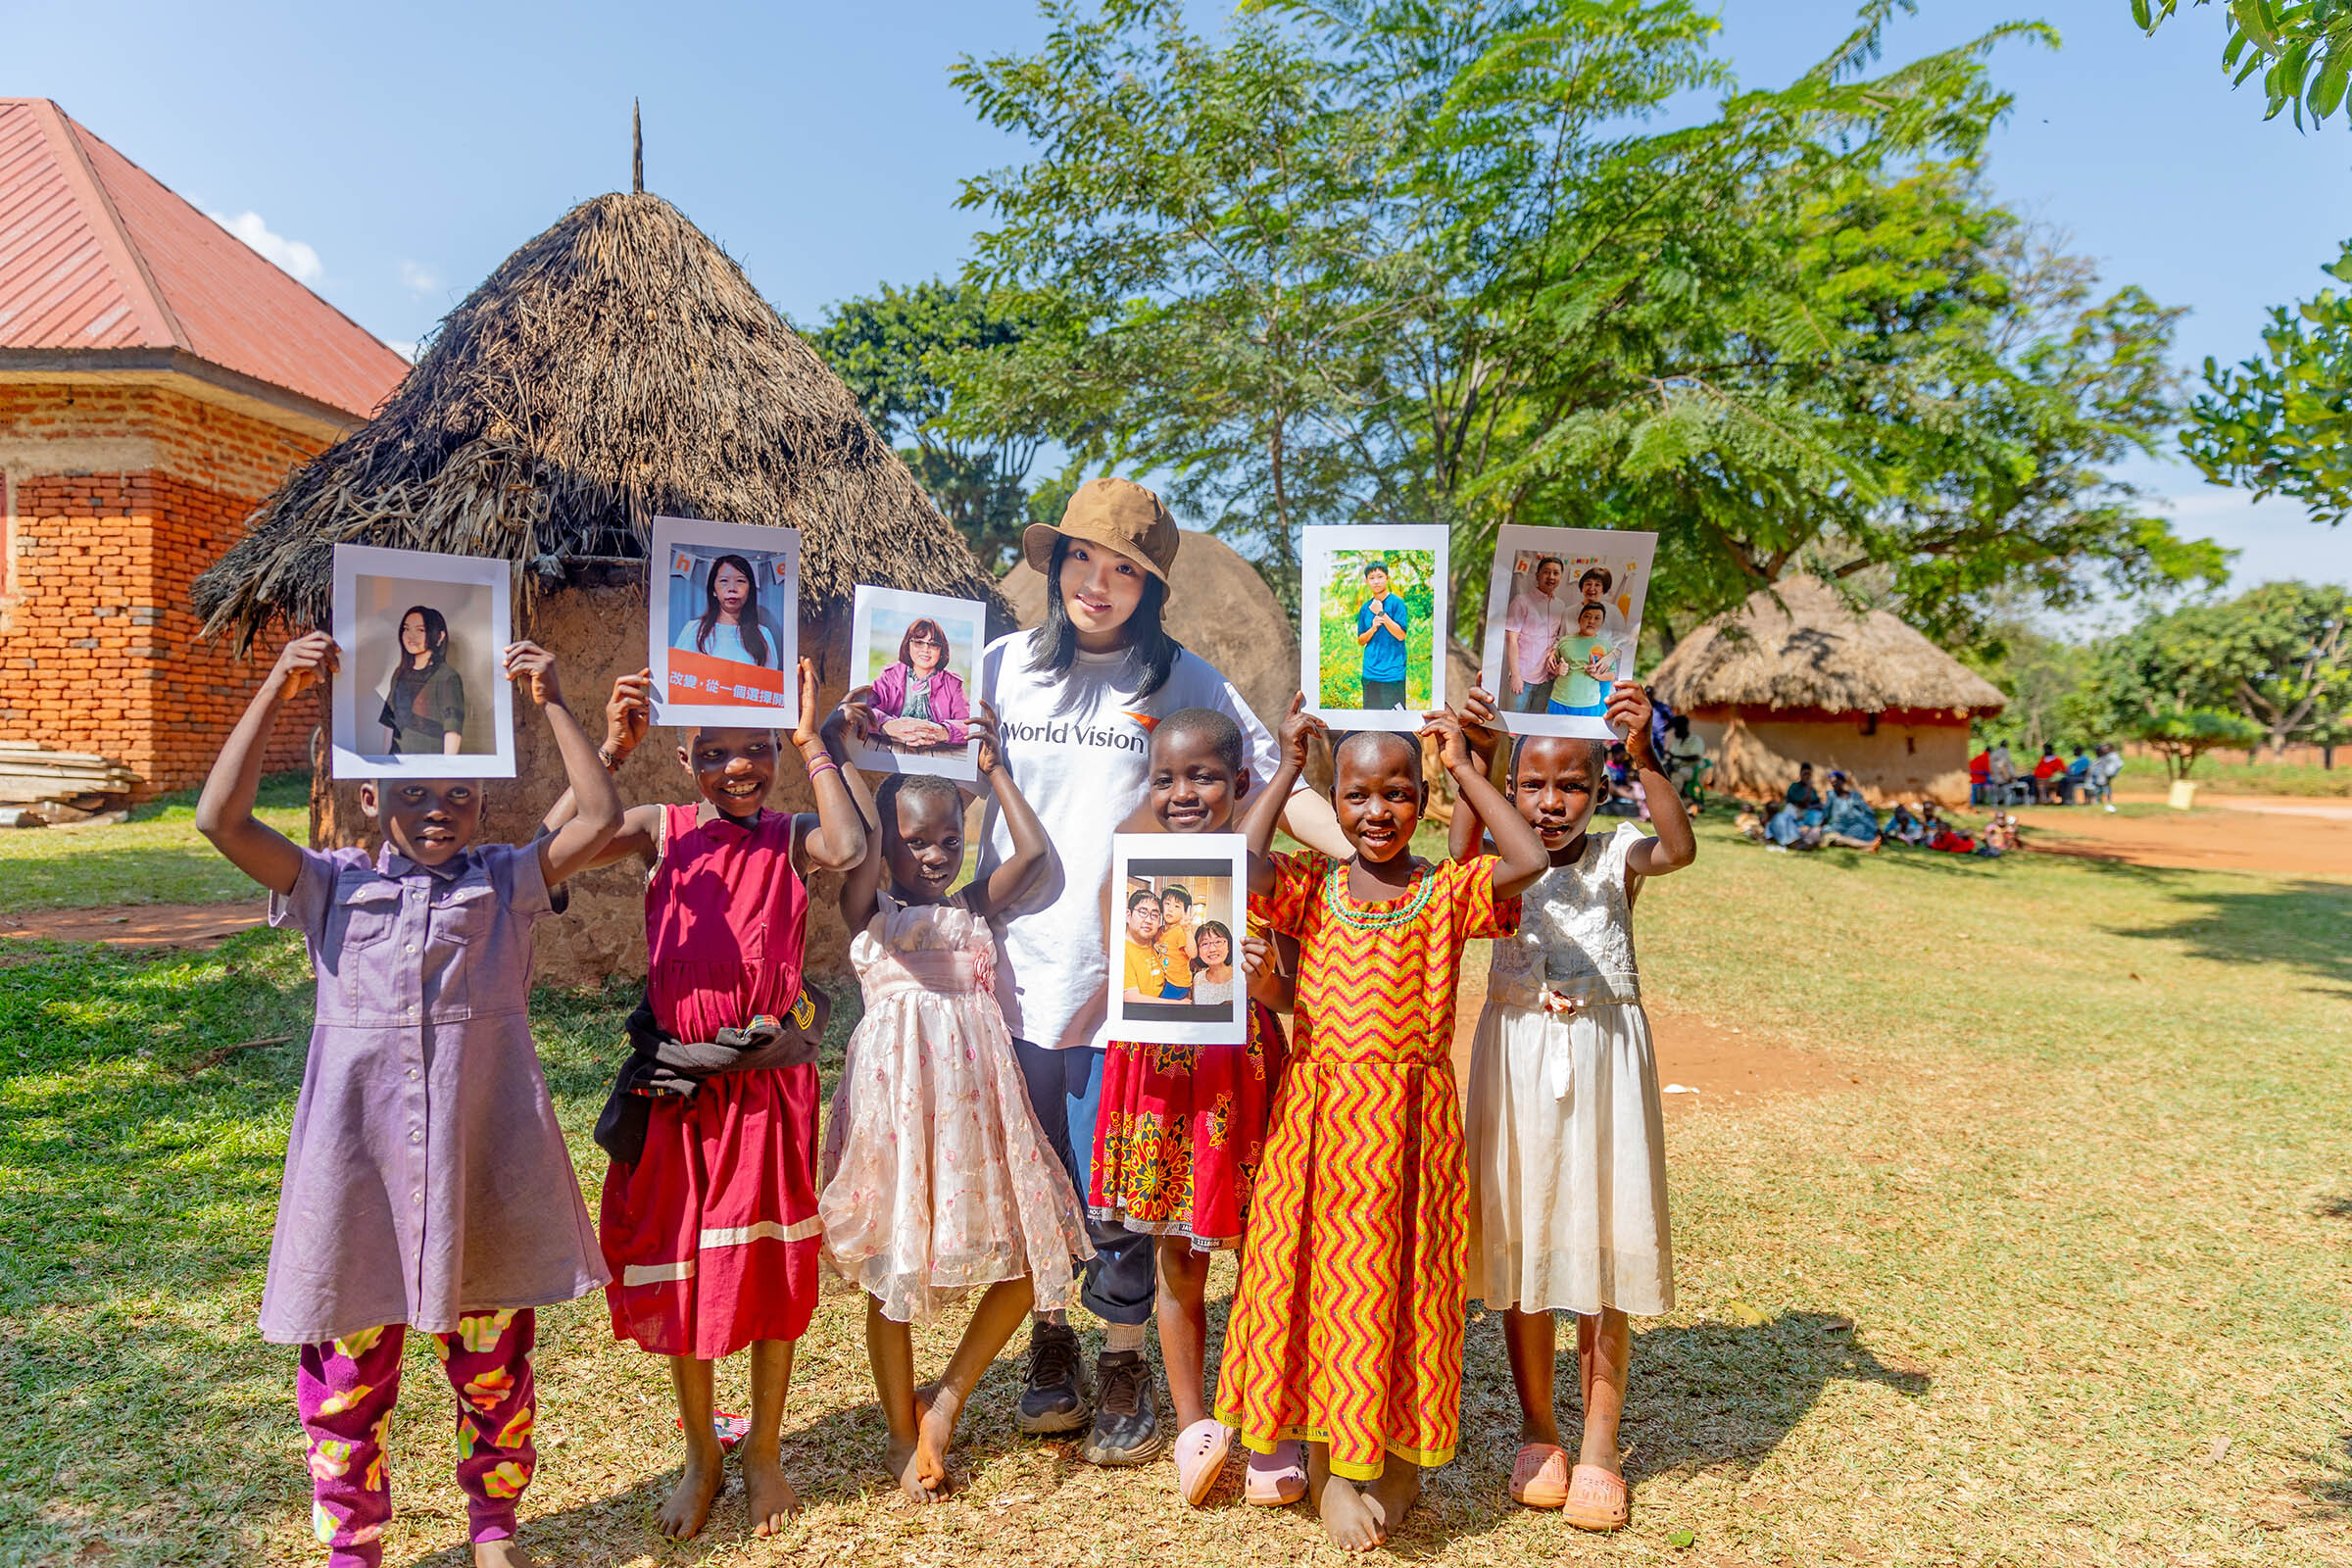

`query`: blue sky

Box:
[16,0,2350,607]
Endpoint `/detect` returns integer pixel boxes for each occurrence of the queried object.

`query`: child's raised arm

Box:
[969,703,1048,918]
[1610,682,1696,880]
[1423,710,1548,902]
[1245,694,1325,895]
[506,643,623,886]
[1447,684,1505,863]
[832,701,890,933]
[540,667,666,869]
[196,630,335,896]
[789,660,869,874]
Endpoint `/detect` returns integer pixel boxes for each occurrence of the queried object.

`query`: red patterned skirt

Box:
[599,1063,821,1359]
[1089,1001,1286,1250]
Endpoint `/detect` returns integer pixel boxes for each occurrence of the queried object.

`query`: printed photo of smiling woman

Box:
[968,475,1348,1470]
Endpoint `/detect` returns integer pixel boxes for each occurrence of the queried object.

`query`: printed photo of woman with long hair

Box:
[670,552,775,669]
[377,604,467,755]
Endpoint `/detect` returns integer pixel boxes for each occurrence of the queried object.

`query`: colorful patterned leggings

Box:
[296,1308,536,1568]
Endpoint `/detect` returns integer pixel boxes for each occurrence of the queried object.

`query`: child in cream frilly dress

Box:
[1452,683,1698,1535]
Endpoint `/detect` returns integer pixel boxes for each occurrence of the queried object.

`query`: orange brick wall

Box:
[0,382,330,798]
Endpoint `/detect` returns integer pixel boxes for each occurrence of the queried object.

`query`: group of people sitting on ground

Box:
[1740,762,2021,858]
[1970,741,2121,810]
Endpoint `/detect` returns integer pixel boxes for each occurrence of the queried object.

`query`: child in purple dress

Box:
[196,631,624,1568]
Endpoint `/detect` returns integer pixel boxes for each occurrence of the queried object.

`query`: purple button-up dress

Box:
[259,841,608,1346]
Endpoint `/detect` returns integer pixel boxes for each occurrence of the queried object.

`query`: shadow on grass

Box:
[2107,875,2352,996]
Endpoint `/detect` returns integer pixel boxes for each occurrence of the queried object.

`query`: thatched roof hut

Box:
[1650,576,2004,806]
[194,191,1008,985]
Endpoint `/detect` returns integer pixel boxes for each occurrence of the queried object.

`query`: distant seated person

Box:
[1967,746,1992,806]
[1922,804,1977,855]
[1596,742,1643,816]
[2089,742,2123,809]
[1785,761,1823,815]
[1883,801,1928,847]
[1819,771,1881,852]
[1980,812,2021,857]
[1765,797,1826,850]
[1121,889,1168,1003]
[2063,745,2091,805]
[1663,714,1711,809]
[2032,744,2067,803]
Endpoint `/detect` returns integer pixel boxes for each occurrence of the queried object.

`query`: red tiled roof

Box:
[0,98,407,422]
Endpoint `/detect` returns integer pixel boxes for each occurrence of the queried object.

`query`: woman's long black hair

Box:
[695,553,771,667]
[1027,533,1178,697]
[399,605,450,669]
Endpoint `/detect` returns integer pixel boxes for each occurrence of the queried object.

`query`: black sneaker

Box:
[1016,1321,1088,1435]
[1078,1348,1165,1465]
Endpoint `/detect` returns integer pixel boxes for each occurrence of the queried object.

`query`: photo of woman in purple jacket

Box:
[867,616,971,752]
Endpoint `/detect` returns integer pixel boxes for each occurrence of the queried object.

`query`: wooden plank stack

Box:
[0,741,139,815]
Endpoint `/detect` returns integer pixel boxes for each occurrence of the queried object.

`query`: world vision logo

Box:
[1002,712,1152,755]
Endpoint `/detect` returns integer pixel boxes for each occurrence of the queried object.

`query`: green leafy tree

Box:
[948,0,2217,637]
[808,280,1056,571]
[2181,239,2352,526]
[1963,612,2093,752]
[2075,618,2262,778]
[2134,0,2352,126]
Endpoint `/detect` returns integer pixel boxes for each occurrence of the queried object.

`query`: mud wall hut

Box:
[1648,576,2005,808]
[194,191,1008,988]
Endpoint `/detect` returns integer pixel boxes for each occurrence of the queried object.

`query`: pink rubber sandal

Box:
[1172,1419,1233,1507]
[1509,1443,1569,1508]
[1244,1440,1307,1506]
[1562,1463,1630,1532]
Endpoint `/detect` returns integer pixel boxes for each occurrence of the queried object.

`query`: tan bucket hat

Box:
[1021,476,1180,593]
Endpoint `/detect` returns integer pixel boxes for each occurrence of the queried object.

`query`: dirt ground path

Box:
[0,901,266,952]
[2016,796,2352,878]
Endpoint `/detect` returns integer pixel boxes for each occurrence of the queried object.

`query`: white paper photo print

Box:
[1299,524,1449,731]
[1476,525,1656,739]
[330,543,514,779]
[650,515,803,731]
[1107,832,1249,1047]
[847,586,986,781]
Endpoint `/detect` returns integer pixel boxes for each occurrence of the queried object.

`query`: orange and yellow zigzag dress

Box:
[1213,850,1516,1481]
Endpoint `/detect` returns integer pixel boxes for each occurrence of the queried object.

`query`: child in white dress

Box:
[1452,679,1697,1534]
[819,710,1092,1501]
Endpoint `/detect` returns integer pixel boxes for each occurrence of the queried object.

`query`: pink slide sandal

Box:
[1562,1463,1631,1532]
[1244,1440,1307,1506]
[1509,1443,1570,1508]
[1173,1419,1233,1507]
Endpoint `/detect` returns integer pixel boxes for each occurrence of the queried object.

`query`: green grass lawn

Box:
[2118,755,2351,798]
[4,812,2349,1566]
[0,773,311,913]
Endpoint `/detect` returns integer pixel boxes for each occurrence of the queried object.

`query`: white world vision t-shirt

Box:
[976,629,1288,1054]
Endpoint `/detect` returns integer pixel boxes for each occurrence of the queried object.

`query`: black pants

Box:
[1011,1038,1155,1326]
[1360,676,1408,710]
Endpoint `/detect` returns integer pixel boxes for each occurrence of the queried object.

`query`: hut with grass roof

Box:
[194,189,1008,987]
[1648,576,2005,808]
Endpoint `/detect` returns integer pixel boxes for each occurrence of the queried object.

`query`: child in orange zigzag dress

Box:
[1217,696,1549,1551]
[1087,708,1299,1507]
[1451,679,1695,1534]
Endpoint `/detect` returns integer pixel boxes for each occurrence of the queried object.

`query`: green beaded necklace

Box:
[1321,859,1434,931]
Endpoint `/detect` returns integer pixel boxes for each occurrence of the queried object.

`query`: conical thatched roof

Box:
[1649,576,2005,716]
[194,191,1004,647]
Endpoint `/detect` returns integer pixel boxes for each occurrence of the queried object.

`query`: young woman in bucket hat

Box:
[944,477,1344,1475]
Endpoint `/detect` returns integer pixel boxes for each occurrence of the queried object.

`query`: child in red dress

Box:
[541,662,865,1542]
[1088,709,1297,1505]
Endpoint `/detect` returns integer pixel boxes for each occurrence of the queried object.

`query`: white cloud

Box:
[2160,487,2345,591]
[398,260,440,295]
[385,340,419,363]
[207,210,323,284]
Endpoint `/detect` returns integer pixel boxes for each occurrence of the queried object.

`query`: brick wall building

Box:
[0,99,407,798]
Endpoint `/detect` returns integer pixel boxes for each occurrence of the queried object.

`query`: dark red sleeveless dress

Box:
[598,805,821,1358]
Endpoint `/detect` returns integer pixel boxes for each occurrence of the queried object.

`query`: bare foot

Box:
[885,1432,934,1504]
[474,1541,531,1568]
[1307,1449,1385,1552]
[655,1441,724,1540]
[1366,1460,1421,1535]
[741,1445,800,1537]
[912,1384,962,1496]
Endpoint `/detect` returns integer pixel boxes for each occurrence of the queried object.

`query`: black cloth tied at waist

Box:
[592,985,830,1164]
